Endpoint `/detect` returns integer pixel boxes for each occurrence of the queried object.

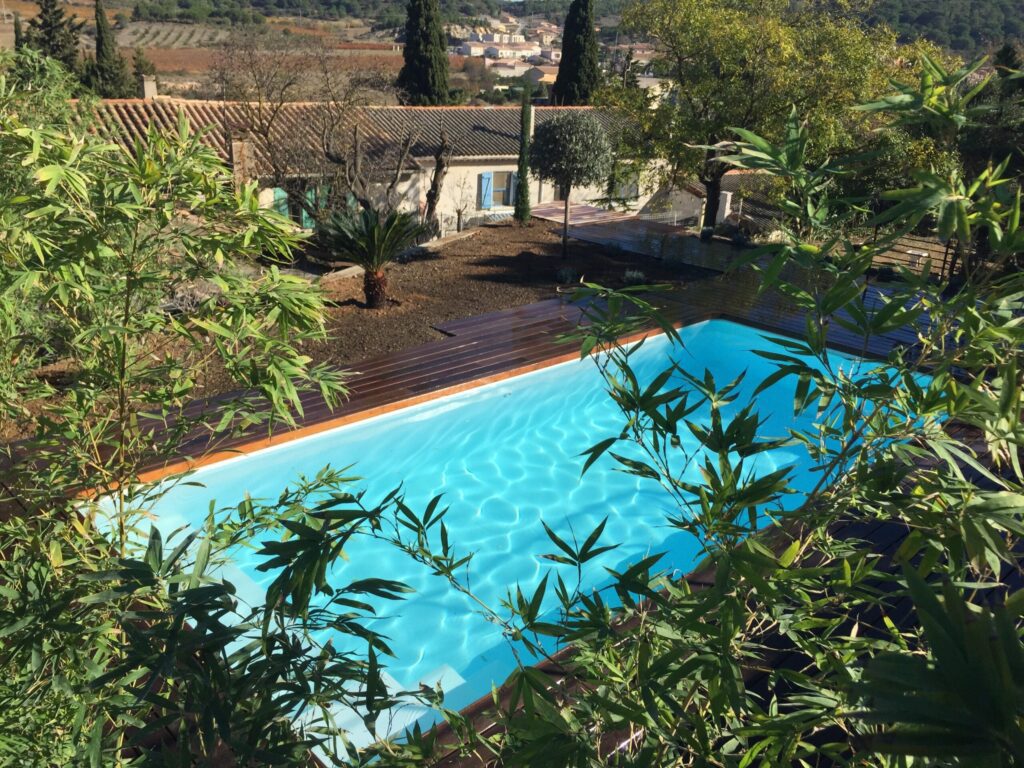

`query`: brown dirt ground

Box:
[193,220,715,396]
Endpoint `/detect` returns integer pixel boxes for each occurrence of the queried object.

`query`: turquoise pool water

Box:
[147,319,866,739]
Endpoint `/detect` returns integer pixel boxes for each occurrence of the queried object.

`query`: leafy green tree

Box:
[623,0,899,228]
[530,111,612,255]
[514,88,533,225]
[618,47,639,89]
[320,207,427,307]
[24,0,83,73]
[83,0,134,98]
[552,0,601,105]
[396,0,449,105]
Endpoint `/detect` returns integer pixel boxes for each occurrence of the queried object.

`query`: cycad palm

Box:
[320,208,426,309]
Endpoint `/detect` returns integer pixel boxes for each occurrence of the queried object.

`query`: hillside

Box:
[130,0,501,27]
[508,0,1024,54]
[108,0,1024,53]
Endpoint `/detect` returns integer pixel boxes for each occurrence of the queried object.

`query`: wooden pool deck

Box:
[530,201,634,226]
[532,202,746,273]
[146,274,922,482]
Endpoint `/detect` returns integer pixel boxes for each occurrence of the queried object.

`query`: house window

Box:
[478,171,516,209]
[271,187,290,217]
[492,171,513,206]
[272,185,330,228]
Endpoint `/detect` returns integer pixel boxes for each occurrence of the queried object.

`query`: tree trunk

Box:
[562,190,571,258]
[363,270,388,309]
[424,128,453,238]
[701,173,723,230]
[456,210,463,232]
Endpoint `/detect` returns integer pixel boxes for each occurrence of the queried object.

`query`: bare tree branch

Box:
[210,31,401,225]
[424,125,456,236]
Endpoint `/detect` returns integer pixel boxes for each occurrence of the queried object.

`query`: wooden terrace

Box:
[531,202,748,273]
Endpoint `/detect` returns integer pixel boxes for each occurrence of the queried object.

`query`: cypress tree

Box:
[26,0,83,73]
[514,88,532,225]
[13,14,25,51]
[86,0,134,97]
[396,0,449,106]
[552,0,601,106]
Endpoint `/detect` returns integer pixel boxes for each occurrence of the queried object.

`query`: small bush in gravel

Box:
[624,269,646,286]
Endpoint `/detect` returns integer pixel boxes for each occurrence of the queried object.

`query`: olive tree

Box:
[530,111,612,256]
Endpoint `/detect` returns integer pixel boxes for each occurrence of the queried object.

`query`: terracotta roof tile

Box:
[88,100,625,179]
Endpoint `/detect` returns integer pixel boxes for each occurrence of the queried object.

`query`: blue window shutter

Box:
[302,187,317,229]
[272,187,289,216]
[479,172,493,210]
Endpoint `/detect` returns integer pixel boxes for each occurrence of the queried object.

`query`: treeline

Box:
[131,0,501,26]
[869,0,1024,53]
[500,0,626,21]
[131,0,265,25]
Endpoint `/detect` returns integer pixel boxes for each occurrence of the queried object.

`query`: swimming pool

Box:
[146,319,864,742]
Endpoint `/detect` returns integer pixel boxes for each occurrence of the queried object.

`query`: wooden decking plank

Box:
[346,341,572,401]
[347,323,577,386]
[433,298,582,337]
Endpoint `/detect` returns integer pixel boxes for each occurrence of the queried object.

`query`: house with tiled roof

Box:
[89,90,654,235]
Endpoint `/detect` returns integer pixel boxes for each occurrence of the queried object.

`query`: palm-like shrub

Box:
[319,208,427,309]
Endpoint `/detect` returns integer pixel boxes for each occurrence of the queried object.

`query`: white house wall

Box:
[257,159,657,238]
